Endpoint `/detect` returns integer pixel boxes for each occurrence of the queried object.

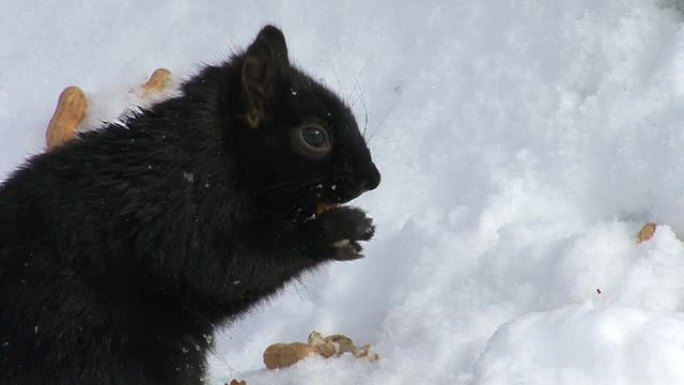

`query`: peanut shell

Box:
[45,86,87,150]
[263,342,316,370]
[637,223,657,244]
[141,68,172,97]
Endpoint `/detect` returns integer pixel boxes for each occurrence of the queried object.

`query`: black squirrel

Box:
[0,25,380,385]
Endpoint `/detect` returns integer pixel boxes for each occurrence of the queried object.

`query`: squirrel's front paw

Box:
[316,206,374,261]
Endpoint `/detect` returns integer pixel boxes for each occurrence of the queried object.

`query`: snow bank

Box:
[473,303,684,385]
[3,0,684,384]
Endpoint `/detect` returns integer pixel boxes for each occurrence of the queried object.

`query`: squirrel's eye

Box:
[298,125,332,154]
[302,127,326,147]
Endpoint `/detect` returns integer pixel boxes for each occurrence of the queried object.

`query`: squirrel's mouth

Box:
[315,202,341,215]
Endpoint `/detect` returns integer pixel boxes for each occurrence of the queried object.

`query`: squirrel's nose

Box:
[359,163,381,193]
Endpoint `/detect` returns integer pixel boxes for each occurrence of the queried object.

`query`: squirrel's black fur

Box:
[0,25,380,385]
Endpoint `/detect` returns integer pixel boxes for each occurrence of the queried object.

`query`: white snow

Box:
[4,0,684,384]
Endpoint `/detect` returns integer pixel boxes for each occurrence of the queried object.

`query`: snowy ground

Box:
[4,0,684,384]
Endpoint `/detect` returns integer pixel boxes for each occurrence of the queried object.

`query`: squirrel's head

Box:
[218,25,380,221]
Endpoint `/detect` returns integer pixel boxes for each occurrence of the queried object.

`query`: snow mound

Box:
[473,304,684,385]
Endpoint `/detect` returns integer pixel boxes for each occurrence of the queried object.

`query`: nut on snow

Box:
[46,86,87,150]
[636,223,657,244]
[262,331,379,370]
[308,331,378,361]
[263,342,316,369]
[141,68,172,97]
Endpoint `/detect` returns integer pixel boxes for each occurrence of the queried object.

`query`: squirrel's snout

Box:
[359,163,381,193]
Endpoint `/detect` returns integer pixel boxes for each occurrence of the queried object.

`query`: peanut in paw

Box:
[45,86,87,150]
[316,202,340,215]
[141,68,172,98]
[228,379,246,385]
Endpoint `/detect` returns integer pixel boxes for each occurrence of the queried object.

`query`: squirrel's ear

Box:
[241,25,289,128]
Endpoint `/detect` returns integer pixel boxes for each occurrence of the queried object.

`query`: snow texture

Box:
[4,0,684,384]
